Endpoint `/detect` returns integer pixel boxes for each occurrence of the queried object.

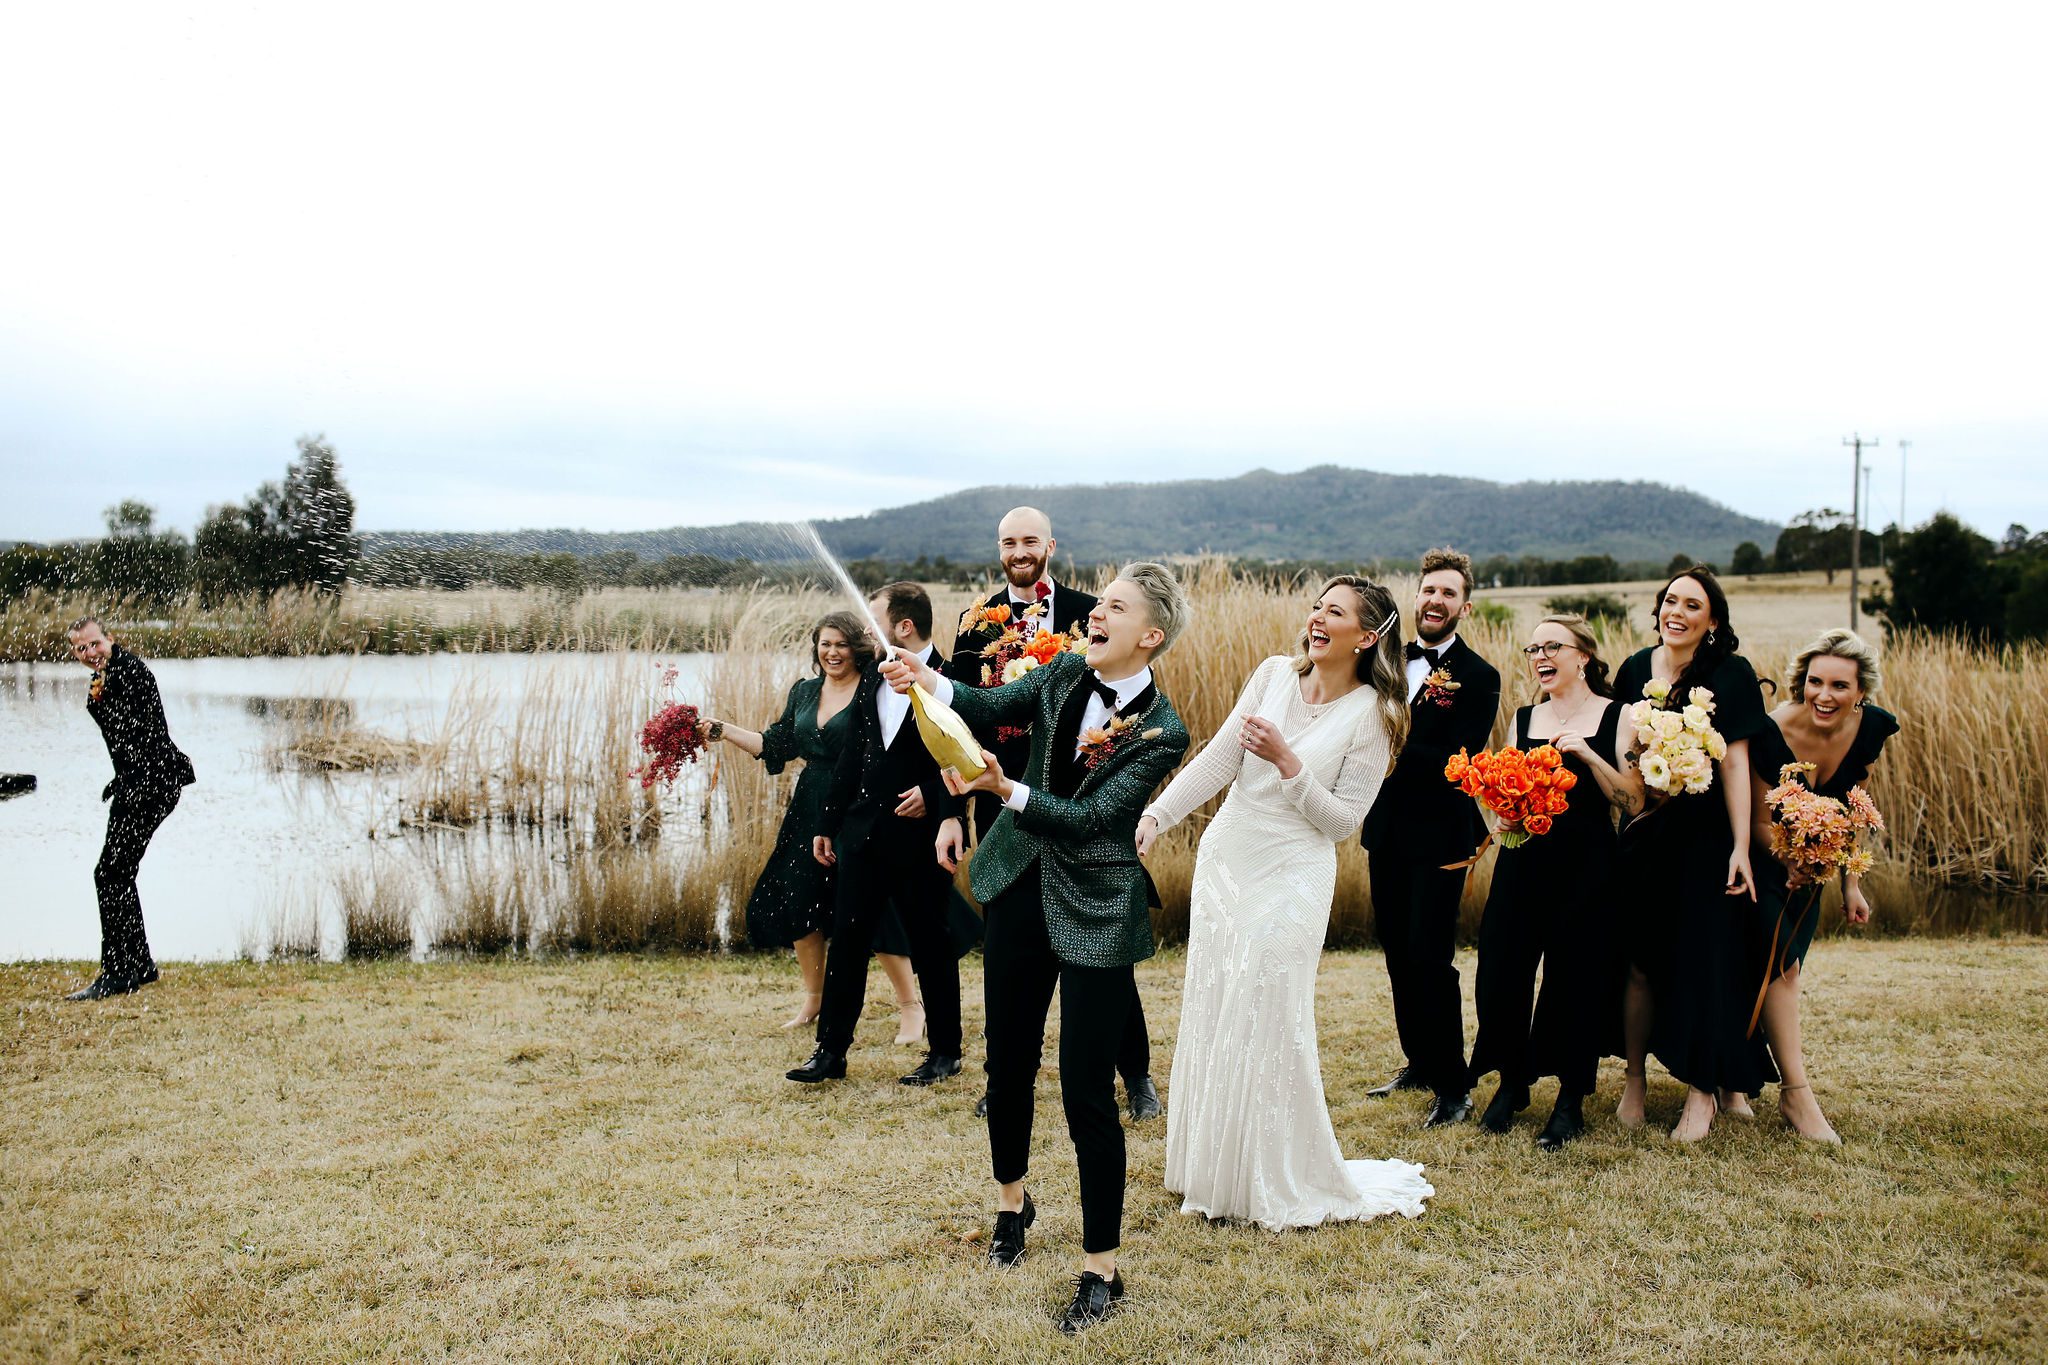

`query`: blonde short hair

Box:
[1118,562,1191,655]
[1787,628,1881,697]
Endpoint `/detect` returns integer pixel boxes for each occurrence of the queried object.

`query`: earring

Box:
[1706,629,1717,645]
[1578,666,1586,679]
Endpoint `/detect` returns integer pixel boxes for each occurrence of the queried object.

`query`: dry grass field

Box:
[1472,569,1886,651]
[4,940,2044,1363]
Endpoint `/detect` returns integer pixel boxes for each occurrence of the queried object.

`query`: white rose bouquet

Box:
[1630,678,1728,797]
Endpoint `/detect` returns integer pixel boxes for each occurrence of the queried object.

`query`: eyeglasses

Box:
[1520,642,1580,658]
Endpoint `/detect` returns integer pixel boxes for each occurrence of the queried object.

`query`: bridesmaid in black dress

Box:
[1469,614,1641,1150]
[1612,567,1771,1142]
[1747,628,1896,1143]
[707,612,941,1040]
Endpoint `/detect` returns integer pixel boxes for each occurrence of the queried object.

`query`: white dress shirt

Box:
[929,664,1153,812]
[1405,633,1457,702]
[877,643,936,748]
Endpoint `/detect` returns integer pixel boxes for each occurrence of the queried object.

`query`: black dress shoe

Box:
[1367,1065,1430,1098]
[785,1046,847,1083]
[1536,1093,1587,1151]
[1125,1074,1163,1121]
[899,1053,961,1086]
[987,1190,1035,1267]
[1479,1083,1530,1134]
[65,975,134,1002]
[136,965,159,987]
[1422,1090,1474,1129]
[1056,1270,1125,1334]
[974,1089,990,1119]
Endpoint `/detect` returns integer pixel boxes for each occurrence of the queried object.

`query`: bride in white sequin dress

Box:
[1137,578,1434,1229]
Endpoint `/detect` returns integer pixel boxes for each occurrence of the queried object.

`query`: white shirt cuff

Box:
[931,676,955,707]
[1003,780,1032,813]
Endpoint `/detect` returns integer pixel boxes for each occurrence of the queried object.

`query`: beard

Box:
[1414,611,1457,645]
[1004,553,1049,590]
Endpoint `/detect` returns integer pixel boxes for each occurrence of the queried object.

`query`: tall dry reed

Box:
[0,584,789,663]
[334,860,417,958]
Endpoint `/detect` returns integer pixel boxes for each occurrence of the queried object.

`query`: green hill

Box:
[364,465,1778,566]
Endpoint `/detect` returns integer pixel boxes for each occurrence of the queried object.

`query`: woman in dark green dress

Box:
[1468,614,1639,1150]
[1747,628,1895,1143]
[1612,567,1771,1142]
[708,612,979,1039]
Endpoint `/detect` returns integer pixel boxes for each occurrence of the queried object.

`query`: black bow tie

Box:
[1087,676,1121,710]
[1406,642,1441,664]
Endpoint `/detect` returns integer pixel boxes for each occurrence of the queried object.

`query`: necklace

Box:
[1545,687,1603,736]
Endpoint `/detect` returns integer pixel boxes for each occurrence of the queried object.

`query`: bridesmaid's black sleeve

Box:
[757,679,808,776]
[1708,654,1769,746]
[1613,649,1653,705]
[1749,717,1795,785]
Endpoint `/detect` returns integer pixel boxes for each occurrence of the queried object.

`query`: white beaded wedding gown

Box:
[1145,656,1434,1230]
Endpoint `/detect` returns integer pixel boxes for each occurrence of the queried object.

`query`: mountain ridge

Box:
[362,464,1779,566]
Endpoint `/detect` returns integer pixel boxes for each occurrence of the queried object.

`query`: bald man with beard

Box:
[943,507,1162,1122]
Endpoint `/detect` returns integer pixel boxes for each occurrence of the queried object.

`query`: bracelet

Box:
[705,720,725,742]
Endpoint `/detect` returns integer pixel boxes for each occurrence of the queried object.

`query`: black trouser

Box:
[817,826,962,1059]
[1370,850,1468,1095]
[96,784,180,984]
[982,867,1132,1255]
[1469,895,1600,1099]
[971,801,1150,1085]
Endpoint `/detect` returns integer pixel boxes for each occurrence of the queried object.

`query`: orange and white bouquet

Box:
[1443,744,1577,848]
[959,597,1086,686]
[1629,679,1727,796]
[1764,763,1884,888]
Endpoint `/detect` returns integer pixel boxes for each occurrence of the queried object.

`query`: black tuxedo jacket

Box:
[1361,636,1500,866]
[817,652,953,856]
[86,645,196,797]
[943,579,1098,830]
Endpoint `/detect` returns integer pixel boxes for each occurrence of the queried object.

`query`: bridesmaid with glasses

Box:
[1467,615,1639,1149]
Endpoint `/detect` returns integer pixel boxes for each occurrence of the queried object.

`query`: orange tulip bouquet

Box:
[1443,744,1577,848]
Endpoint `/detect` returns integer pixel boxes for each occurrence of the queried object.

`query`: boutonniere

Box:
[1078,714,1164,770]
[89,670,106,703]
[1422,666,1461,709]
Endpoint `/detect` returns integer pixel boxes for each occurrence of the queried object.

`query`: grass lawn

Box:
[3,939,2043,1363]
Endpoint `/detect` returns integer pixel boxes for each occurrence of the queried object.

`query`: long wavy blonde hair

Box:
[1291,574,1410,764]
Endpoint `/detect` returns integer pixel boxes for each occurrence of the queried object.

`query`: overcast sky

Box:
[3,3,2043,545]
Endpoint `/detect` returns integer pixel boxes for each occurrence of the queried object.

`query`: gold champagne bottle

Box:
[909,682,987,779]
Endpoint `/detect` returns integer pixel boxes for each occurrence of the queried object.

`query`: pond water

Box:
[5,654,2042,964]
[0,654,718,962]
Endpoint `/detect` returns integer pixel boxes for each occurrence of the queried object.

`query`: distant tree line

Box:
[8,443,2042,644]
[0,436,358,606]
[1869,515,2048,642]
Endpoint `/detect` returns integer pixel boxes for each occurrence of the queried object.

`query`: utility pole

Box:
[1864,463,1878,568]
[1844,433,1880,629]
[1897,438,1911,532]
